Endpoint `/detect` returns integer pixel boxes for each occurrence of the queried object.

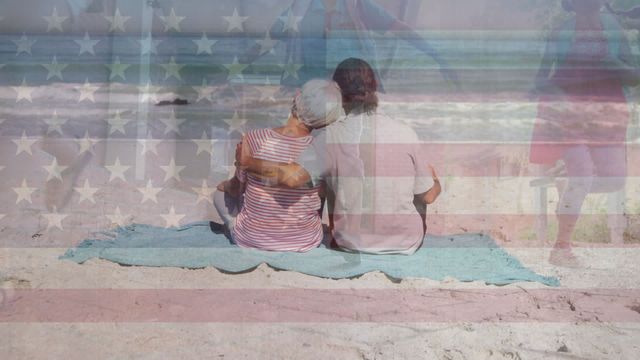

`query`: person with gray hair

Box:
[213,79,343,252]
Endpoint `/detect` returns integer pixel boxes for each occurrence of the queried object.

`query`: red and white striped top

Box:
[233,128,323,252]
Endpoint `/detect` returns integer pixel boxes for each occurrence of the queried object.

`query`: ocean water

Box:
[0,33,546,87]
[0,32,637,144]
[0,32,638,238]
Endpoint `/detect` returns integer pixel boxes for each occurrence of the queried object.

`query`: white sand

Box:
[2,241,640,359]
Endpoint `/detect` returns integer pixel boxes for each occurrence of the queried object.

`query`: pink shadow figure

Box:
[530,0,640,266]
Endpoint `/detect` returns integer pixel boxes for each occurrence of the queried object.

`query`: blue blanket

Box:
[60,222,559,287]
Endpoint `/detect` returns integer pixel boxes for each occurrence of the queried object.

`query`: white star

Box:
[159,110,186,135]
[105,56,130,80]
[160,56,184,81]
[74,32,100,55]
[279,8,303,33]
[192,180,215,204]
[224,111,247,133]
[193,78,214,103]
[223,8,249,32]
[43,157,68,182]
[42,55,68,81]
[74,179,99,204]
[193,33,217,55]
[224,56,248,81]
[13,179,37,204]
[137,180,162,204]
[12,78,35,102]
[137,33,162,55]
[138,133,160,156]
[106,206,130,227]
[107,110,131,135]
[13,34,36,55]
[43,7,68,32]
[43,110,67,135]
[105,157,130,182]
[281,62,303,80]
[159,8,185,32]
[43,208,68,231]
[76,131,98,154]
[161,206,185,228]
[138,82,161,103]
[13,131,38,155]
[193,131,214,156]
[105,8,130,32]
[77,78,100,102]
[256,32,278,55]
[160,158,185,182]
[257,77,276,102]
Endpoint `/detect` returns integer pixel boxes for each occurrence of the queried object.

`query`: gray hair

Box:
[294,79,344,129]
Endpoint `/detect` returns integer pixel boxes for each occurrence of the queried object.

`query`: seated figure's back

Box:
[233,128,324,252]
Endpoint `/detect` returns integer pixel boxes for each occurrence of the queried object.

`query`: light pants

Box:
[213,190,243,242]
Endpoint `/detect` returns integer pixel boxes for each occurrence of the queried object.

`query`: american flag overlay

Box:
[1,0,640,358]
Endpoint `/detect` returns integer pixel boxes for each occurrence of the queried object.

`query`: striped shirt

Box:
[233,128,323,252]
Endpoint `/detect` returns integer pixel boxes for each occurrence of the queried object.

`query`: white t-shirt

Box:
[299,111,434,254]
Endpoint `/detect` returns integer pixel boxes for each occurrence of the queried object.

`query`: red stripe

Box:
[234,129,322,251]
[1,288,639,323]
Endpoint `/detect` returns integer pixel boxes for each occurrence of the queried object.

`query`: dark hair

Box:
[332,58,378,115]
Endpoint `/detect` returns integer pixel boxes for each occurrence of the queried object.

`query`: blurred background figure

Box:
[239,0,459,92]
[530,0,640,266]
[606,3,640,19]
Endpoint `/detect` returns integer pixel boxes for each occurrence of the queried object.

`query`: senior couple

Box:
[215,58,441,255]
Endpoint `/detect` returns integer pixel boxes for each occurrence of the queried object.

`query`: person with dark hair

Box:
[331,57,380,115]
[237,58,441,254]
[530,0,640,266]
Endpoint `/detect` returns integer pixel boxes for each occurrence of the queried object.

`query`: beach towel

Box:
[60,222,559,286]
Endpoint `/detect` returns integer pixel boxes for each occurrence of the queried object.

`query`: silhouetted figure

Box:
[241,0,459,90]
[607,4,640,19]
[531,0,640,266]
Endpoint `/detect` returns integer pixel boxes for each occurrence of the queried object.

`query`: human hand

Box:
[439,66,461,91]
[422,165,442,205]
[217,180,229,192]
[234,135,251,168]
[429,164,440,183]
[434,58,462,91]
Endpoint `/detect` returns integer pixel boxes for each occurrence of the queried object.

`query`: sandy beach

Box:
[2,137,640,358]
[1,75,639,360]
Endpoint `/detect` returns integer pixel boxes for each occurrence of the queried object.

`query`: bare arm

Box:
[216,174,245,198]
[414,165,441,205]
[236,137,313,189]
[389,20,460,88]
[244,157,312,189]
